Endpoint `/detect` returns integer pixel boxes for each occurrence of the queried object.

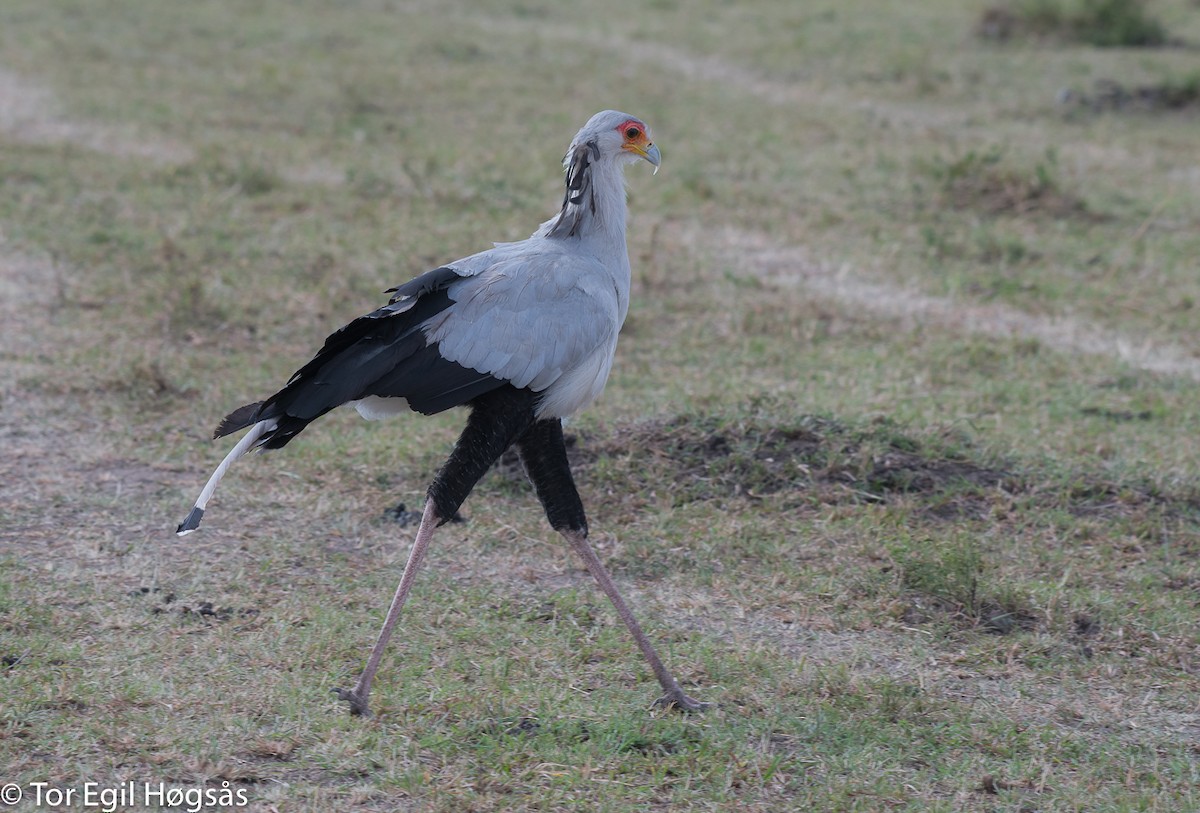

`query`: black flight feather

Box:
[211,264,507,451]
[213,402,264,439]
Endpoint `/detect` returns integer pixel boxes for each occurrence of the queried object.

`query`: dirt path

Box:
[705,225,1200,381]
[0,68,193,163]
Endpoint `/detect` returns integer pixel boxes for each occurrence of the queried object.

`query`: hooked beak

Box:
[641,142,661,169]
[625,140,661,173]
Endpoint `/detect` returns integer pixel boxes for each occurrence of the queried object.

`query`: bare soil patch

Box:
[583,415,1010,512]
[927,149,1095,219]
[497,413,1200,529]
[499,415,1012,514]
[1059,77,1200,114]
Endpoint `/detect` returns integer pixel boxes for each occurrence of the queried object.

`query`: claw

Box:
[653,690,711,714]
[332,687,371,717]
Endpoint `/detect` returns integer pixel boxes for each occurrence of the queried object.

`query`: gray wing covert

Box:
[428,253,619,394]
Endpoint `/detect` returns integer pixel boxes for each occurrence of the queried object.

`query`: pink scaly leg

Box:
[333,501,440,716]
[561,528,709,712]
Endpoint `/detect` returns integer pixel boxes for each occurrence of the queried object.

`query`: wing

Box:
[284,267,509,416]
[427,248,620,396]
[216,264,507,448]
[216,243,619,448]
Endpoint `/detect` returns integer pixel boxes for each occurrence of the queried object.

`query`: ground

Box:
[1,1,1199,811]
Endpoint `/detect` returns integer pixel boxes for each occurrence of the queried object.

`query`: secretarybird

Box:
[177,110,708,716]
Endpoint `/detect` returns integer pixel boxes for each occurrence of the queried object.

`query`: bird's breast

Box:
[533,335,618,419]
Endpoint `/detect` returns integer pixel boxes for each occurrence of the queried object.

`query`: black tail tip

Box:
[176,507,205,536]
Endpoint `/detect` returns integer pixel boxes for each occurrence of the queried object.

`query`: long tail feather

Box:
[176,419,277,536]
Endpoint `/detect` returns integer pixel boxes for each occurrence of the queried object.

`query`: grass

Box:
[979,0,1171,46]
[2,0,1200,810]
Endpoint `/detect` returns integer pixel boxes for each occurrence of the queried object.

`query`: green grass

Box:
[2,0,1200,810]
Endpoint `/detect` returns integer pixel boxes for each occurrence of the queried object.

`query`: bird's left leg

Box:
[334,387,536,716]
[333,499,440,716]
[516,419,709,712]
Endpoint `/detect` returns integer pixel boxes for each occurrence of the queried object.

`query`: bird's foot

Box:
[332,686,372,717]
[653,688,711,714]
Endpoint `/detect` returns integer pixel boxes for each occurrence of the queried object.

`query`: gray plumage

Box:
[175,110,705,718]
[178,109,660,534]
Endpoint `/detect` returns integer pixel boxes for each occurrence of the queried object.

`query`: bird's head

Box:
[567,110,660,172]
[544,110,659,239]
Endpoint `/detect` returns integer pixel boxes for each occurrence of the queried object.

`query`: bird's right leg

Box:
[517,418,709,713]
[333,387,536,717]
[559,526,710,712]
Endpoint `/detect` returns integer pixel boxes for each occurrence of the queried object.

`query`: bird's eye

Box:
[624,126,641,140]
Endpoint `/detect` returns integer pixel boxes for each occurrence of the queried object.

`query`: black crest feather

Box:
[546,139,598,239]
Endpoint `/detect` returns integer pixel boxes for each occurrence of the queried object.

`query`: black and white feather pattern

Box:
[178,110,656,536]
